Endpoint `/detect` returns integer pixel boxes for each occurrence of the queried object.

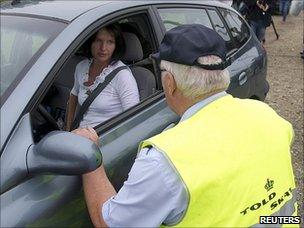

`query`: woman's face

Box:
[91,28,116,65]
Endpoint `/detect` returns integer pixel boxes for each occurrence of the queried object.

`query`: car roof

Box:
[0,0,112,22]
[1,0,231,22]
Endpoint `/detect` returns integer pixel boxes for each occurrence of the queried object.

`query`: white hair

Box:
[160,55,230,101]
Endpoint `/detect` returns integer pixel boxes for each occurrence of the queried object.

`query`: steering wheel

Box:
[37,104,61,130]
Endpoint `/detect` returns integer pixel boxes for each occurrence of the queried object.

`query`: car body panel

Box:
[1,175,83,227]
[1,0,111,22]
[1,0,233,22]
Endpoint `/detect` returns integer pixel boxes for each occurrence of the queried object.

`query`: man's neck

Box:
[178,90,225,116]
[179,91,228,123]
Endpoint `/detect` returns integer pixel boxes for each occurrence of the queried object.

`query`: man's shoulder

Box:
[136,147,178,177]
[137,147,167,162]
[136,146,185,195]
[111,60,128,70]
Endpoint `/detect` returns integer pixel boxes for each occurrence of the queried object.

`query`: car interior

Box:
[31,14,159,143]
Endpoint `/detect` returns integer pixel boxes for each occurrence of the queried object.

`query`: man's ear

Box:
[163,72,177,95]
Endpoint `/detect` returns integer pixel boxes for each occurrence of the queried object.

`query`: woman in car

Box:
[66,24,139,131]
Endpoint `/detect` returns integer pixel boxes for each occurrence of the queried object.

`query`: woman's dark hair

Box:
[83,24,125,64]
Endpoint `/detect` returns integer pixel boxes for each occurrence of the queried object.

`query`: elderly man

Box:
[74,24,297,227]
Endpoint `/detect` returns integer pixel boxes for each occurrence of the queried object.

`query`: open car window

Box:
[30,12,160,142]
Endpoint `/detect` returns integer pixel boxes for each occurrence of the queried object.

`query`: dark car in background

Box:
[1,0,268,226]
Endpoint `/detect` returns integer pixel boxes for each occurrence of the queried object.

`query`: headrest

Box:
[122,32,143,62]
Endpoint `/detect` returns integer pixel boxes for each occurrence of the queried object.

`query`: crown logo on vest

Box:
[264,178,274,191]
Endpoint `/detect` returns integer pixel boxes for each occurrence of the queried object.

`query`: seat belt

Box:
[71,66,127,130]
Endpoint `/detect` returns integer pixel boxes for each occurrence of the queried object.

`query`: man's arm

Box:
[73,127,187,227]
[72,127,116,227]
[82,166,116,227]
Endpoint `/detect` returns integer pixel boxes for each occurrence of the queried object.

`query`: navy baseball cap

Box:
[152,24,231,70]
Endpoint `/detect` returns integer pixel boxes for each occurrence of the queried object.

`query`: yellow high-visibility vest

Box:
[141,95,297,227]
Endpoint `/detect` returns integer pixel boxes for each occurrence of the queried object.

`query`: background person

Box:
[66,24,139,131]
[243,0,271,43]
[75,24,297,227]
[280,0,291,22]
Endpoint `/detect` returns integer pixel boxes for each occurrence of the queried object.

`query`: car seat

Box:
[122,32,156,100]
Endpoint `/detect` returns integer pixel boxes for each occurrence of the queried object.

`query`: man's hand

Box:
[72,127,99,145]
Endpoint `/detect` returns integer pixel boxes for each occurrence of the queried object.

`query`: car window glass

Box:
[0,15,66,100]
[207,9,235,52]
[219,9,250,48]
[158,8,213,31]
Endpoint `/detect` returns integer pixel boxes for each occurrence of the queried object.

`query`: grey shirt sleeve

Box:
[102,147,188,227]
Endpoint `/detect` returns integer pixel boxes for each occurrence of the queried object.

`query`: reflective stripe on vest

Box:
[140,95,297,227]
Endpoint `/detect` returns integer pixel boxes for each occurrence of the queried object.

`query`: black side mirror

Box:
[27,131,102,175]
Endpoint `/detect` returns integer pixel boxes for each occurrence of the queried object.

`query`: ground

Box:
[263,13,303,224]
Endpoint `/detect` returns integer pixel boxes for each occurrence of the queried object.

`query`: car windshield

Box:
[0,15,66,100]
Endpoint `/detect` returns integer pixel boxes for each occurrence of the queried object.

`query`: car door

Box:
[153,3,252,99]
[1,5,179,227]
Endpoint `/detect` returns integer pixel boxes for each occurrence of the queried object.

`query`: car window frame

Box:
[206,7,239,56]
[25,5,165,136]
[216,7,252,56]
[217,8,248,47]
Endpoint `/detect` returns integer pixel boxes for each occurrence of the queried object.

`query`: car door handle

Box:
[239,72,247,86]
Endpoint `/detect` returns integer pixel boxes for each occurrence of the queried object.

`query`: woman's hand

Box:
[72,127,99,145]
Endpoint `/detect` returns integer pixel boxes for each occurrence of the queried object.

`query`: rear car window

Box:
[158,8,213,31]
[219,8,250,48]
[206,9,235,53]
[0,15,66,103]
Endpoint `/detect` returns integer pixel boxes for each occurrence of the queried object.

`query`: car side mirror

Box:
[27,131,102,175]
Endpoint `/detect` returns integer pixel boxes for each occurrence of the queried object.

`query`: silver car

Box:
[0,0,269,226]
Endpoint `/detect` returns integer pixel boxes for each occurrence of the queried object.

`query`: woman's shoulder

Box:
[74,58,90,81]
[111,60,127,68]
[111,60,132,75]
[76,58,90,69]
[110,61,136,84]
